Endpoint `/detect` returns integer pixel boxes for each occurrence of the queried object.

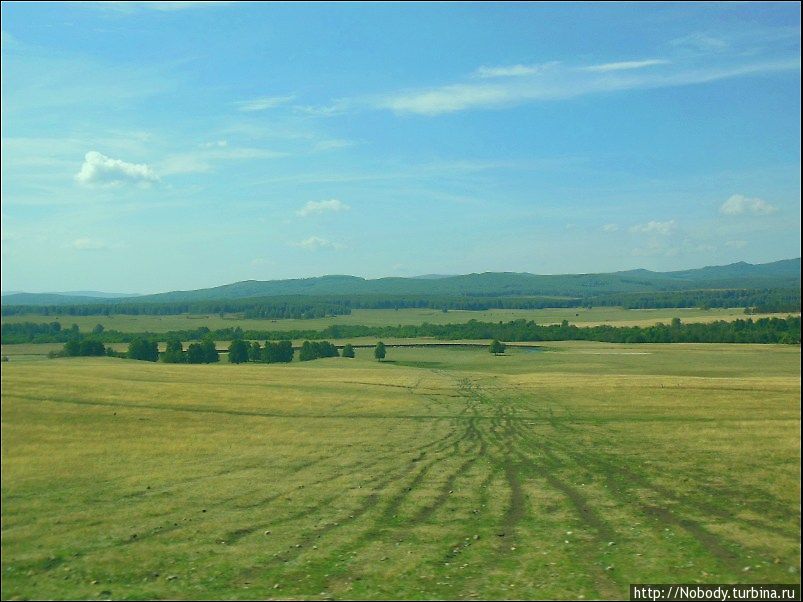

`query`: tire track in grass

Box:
[495,381,767,581]
[566,439,800,541]
[538,436,775,573]
[277,382,490,594]
[507,379,799,540]
[222,417,468,547]
[459,381,620,590]
[234,408,476,584]
[504,378,800,558]
[226,429,444,512]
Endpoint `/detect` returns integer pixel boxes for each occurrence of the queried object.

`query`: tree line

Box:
[33,315,800,353]
[227,339,294,364]
[5,288,797,319]
[52,337,387,363]
[584,288,800,312]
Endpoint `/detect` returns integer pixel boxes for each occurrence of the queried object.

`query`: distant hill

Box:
[51,291,140,298]
[0,292,140,306]
[2,258,799,306]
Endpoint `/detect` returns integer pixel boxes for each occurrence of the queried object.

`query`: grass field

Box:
[1,342,800,600]
[3,306,796,334]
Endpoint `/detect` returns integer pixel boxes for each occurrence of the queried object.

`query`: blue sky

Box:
[1,2,800,294]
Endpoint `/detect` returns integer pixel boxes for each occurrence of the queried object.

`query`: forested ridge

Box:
[3,258,799,311]
[2,287,799,318]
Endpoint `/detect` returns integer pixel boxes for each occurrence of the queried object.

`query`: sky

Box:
[1,2,800,294]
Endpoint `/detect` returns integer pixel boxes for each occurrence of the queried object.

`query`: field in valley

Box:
[1,342,800,600]
[3,306,796,334]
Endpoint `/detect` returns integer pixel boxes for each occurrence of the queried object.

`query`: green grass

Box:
[3,306,796,334]
[2,343,800,600]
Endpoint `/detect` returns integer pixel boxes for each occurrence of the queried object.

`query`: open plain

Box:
[2,342,800,600]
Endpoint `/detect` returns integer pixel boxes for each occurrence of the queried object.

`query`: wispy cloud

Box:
[296,199,350,217]
[373,57,799,116]
[720,194,777,215]
[601,223,619,233]
[670,32,730,53]
[629,220,676,235]
[70,237,108,251]
[160,146,288,175]
[293,101,351,117]
[580,59,669,73]
[293,236,343,251]
[235,95,295,112]
[473,62,559,78]
[313,139,357,151]
[75,151,159,186]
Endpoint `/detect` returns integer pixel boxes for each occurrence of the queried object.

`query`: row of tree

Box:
[298,340,339,361]
[585,288,800,312]
[6,287,797,320]
[42,315,801,356]
[61,339,106,357]
[228,339,294,364]
[53,337,392,364]
[161,338,220,364]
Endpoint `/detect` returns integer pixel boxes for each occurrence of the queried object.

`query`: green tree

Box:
[228,339,249,364]
[263,340,295,363]
[92,323,105,335]
[263,341,278,363]
[277,340,294,362]
[127,338,158,362]
[490,339,506,355]
[374,341,386,361]
[186,342,205,364]
[79,339,106,356]
[63,339,81,357]
[341,343,355,358]
[163,339,185,363]
[249,340,262,362]
[201,337,219,363]
[299,340,316,361]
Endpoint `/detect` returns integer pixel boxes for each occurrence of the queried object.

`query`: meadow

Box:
[2,306,793,334]
[1,342,800,600]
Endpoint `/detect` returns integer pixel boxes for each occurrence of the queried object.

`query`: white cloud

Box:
[235,95,295,112]
[293,101,351,117]
[70,237,108,250]
[474,62,559,79]
[160,147,288,175]
[629,220,676,235]
[296,199,350,217]
[602,223,619,233]
[74,151,159,186]
[375,58,799,116]
[720,194,777,215]
[670,32,730,53]
[313,139,356,151]
[380,83,514,116]
[725,240,748,248]
[581,59,669,73]
[293,236,342,251]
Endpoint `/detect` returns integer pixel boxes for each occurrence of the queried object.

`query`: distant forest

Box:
[2,316,799,345]
[1,287,799,319]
